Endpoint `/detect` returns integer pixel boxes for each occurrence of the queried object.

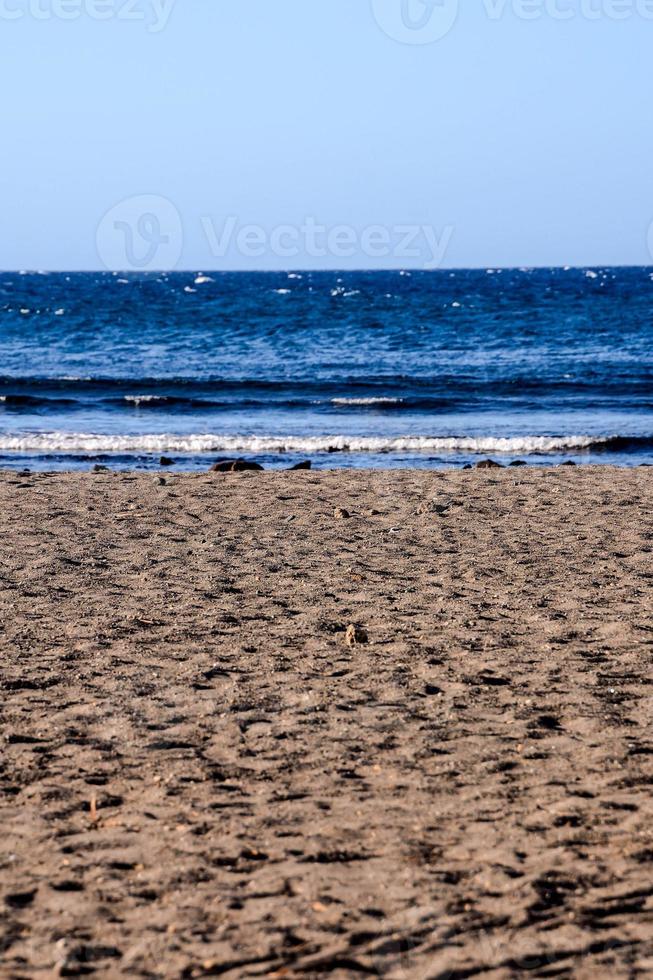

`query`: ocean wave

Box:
[0,394,77,407]
[330,287,360,297]
[331,397,404,406]
[117,396,308,411]
[3,372,653,394]
[0,433,619,454]
[124,395,172,407]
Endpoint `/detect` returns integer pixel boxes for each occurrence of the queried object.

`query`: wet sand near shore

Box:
[1,468,652,979]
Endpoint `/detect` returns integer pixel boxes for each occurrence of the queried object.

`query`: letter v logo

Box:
[372,0,459,43]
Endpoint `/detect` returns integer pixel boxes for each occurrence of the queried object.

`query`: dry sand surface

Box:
[1,467,653,979]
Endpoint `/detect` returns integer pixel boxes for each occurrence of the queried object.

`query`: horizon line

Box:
[3,263,653,275]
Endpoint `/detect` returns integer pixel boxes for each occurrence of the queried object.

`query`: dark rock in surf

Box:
[288,461,312,471]
[510,460,528,467]
[476,459,504,470]
[159,456,175,467]
[210,459,265,473]
[230,459,265,472]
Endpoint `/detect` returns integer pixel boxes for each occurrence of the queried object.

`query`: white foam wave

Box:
[0,432,608,455]
[331,397,403,406]
[124,396,168,406]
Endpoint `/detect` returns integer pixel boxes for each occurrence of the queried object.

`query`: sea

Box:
[1,267,653,471]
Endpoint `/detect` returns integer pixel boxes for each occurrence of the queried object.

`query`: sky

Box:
[2,0,653,270]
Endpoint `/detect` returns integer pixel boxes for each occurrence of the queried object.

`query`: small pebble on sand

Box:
[345,624,368,647]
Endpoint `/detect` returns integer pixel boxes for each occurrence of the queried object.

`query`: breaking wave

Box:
[0,432,623,454]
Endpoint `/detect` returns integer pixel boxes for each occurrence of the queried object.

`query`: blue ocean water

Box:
[1,268,653,470]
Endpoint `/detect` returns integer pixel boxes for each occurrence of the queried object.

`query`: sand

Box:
[1,467,652,979]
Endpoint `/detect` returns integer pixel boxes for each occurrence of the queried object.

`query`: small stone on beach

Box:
[418,501,449,516]
[345,624,368,647]
[334,507,351,519]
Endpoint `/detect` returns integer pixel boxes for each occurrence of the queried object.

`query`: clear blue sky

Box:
[2,0,653,269]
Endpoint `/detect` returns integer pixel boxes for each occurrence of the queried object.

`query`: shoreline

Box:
[1,457,653,474]
[2,467,652,977]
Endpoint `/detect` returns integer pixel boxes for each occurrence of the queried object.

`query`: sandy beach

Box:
[1,466,652,979]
